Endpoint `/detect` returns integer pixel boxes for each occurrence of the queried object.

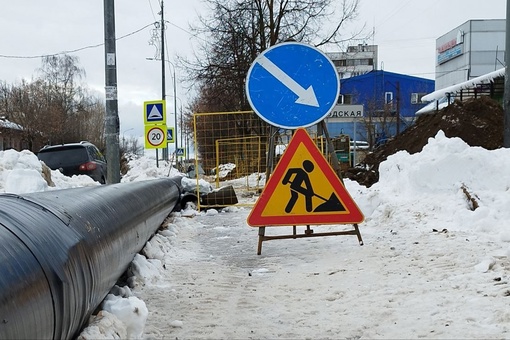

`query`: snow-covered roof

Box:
[0,118,23,131]
[421,67,505,102]
[415,97,450,115]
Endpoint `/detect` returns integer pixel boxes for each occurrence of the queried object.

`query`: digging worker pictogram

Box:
[282,160,315,213]
[282,159,346,213]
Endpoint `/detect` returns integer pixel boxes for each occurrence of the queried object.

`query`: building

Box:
[435,19,505,90]
[326,44,378,79]
[0,117,27,151]
[418,19,505,113]
[324,70,435,144]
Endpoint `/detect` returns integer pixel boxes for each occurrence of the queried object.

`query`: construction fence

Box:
[191,110,353,210]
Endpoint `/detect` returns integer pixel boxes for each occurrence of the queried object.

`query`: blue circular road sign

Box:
[245,42,339,129]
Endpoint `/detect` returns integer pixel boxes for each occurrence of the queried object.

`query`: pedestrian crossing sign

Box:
[247,128,364,227]
[144,100,166,125]
[167,127,174,143]
[176,148,185,157]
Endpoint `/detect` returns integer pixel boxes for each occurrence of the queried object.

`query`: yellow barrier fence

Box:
[192,111,269,209]
[191,111,344,210]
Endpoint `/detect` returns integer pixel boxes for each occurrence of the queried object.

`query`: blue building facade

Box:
[324,70,435,146]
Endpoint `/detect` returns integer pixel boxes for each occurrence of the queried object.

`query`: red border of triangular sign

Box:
[247,128,364,226]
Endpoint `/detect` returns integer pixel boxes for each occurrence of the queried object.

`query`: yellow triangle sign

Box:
[247,128,364,227]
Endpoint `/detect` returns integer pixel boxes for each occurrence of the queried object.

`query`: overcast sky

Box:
[0,0,506,142]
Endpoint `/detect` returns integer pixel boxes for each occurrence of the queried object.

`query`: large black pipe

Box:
[0,177,182,339]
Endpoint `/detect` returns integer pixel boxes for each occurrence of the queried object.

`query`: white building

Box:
[435,19,505,90]
[326,44,378,79]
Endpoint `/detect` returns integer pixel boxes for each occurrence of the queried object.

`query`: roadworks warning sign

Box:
[247,128,364,227]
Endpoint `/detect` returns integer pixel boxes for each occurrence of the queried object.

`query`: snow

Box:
[417,67,505,115]
[0,117,23,130]
[415,96,450,115]
[421,67,505,102]
[3,130,510,338]
[218,162,235,178]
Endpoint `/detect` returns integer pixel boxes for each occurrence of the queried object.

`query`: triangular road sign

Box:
[148,105,163,119]
[247,128,364,227]
[144,100,166,125]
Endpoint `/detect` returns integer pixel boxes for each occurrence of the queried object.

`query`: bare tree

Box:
[185,0,365,110]
[73,93,106,150]
[0,55,105,151]
[120,135,143,156]
[0,79,51,150]
[37,55,86,143]
[182,0,366,165]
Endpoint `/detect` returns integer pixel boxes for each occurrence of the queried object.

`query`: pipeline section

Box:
[0,177,182,339]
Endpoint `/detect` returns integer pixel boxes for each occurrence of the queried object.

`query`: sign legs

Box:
[257,224,364,255]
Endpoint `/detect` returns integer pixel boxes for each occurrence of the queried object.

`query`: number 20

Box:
[151,131,162,140]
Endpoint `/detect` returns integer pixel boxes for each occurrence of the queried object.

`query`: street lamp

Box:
[122,128,134,151]
[167,95,183,153]
[168,61,178,158]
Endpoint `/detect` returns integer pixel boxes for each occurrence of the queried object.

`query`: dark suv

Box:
[37,142,107,184]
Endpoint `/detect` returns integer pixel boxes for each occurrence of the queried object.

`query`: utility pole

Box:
[504,0,510,147]
[103,0,121,183]
[161,0,168,161]
[180,103,183,152]
[173,70,178,158]
[396,81,401,135]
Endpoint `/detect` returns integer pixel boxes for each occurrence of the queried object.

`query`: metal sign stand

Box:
[256,122,363,255]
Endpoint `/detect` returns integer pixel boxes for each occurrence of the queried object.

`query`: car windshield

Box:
[38,147,89,168]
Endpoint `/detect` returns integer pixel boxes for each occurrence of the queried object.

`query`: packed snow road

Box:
[128,132,510,339]
[136,206,510,339]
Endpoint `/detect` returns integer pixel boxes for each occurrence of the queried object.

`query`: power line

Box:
[0,22,156,60]
[377,0,412,28]
[147,0,158,22]
[164,20,208,43]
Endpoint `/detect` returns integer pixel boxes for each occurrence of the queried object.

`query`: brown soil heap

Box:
[344,96,504,187]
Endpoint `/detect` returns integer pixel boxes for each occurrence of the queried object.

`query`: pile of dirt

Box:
[344,96,504,187]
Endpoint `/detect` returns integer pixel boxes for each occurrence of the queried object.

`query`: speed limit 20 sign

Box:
[144,125,167,149]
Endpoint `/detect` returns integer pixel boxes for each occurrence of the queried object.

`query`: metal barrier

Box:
[192,111,268,209]
[0,177,182,339]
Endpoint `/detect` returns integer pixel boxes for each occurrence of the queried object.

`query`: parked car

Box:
[37,142,107,184]
[349,140,370,167]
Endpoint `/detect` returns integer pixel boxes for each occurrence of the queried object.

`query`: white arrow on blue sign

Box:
[245,42,339,129]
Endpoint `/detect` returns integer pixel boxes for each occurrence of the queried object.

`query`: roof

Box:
[39,141,94,152]
[0,118,23,131]
[421,67,505,102]
[415,97,450,115]
[340,69,435,84]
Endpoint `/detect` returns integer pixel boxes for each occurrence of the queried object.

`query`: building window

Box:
[411,92,427,104]
[338,94,353,104]
[385,92,393,104]
[332,59,347,67]
[358,58,373,66]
